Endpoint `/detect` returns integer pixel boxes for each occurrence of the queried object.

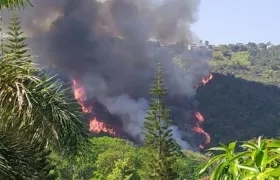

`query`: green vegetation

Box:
[0,0,32,8]
[209,42,280,85]
[4,10,29,59]
[1,2,280,179]
[143,62,182,179]
[51,136,211,180]
[199,137,280,180]
[0,8,90,179]
[196,42,280,148]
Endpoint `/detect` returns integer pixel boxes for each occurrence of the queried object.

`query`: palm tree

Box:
[0,120,47,180]
[0,9,90,179]
[0,9,90,157]
[0,0,32,9]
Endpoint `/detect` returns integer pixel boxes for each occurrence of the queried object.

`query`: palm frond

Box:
[0,124,38,180]
[26,73,91,157]
[0,10,91,157]
[0,0,32,9]
[0,53,91,157]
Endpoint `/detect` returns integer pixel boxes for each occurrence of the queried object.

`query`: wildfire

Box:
[72,79,92,113]
[192,74,213,150]
[71,72,213,149]
[195,74,213,89]
[71,78,117,135]
[194,112,204,123]
[192,126,211,149]
[202,74,213,85]
[89,117,117,135]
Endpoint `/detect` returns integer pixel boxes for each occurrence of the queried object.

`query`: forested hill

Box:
[196,42,280,148]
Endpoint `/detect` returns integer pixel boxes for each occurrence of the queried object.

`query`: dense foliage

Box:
[199,137,280,180]
[0,8,90,179]
[0,0,32,8]
[143,62,183,179]
[1,2,280,178]
[196,42,280,148]
[51,136,211,180]
[210,42,280,85]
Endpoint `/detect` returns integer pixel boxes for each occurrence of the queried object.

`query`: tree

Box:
[4,10,29,58]
[258,43,267,49]
[0,8,90,157]
[93,150,141,180]
[0,118,57,180]
[0,0,32,54]
[0,0,32,9]
[172,150,211,180]
[91,137,142,180]
[0,9,90,179]
[34,148,58,180]
[0,125,39,180]
[106,158,137,180]
[143,62,182,180]
[52,137,149,180]
[230,51,250,67]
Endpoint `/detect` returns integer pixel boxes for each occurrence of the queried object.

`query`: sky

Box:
[191,0,280,45]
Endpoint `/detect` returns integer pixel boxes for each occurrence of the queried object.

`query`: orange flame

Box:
[193,112,211,149]
[194,112,204,123]
[89,117,117,135]
[72,79,92,113]
[193,74,213,149]
[202,74,213,85]
[195,74,213,89]
[71,78,117,135]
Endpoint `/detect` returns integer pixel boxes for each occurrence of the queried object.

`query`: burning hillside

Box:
[72,78,117,136]
[193,74,213,149]
[71,66,213,150]
[19,0,212,150]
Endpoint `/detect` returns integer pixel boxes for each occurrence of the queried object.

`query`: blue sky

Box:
[191,0,280,45]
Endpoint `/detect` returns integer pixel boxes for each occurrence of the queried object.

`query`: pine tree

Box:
[4,9,29,59]
[143,61,182,180]
[1,9,57,180]
[0,10,3,56]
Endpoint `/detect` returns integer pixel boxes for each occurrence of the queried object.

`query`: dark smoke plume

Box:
[15,0,211,150]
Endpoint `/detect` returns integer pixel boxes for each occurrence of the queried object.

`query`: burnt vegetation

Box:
[1,0,280,179]
[196,42,280,148]
[197,73,280,148]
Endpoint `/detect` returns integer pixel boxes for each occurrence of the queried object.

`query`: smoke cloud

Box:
[15,0,211,149]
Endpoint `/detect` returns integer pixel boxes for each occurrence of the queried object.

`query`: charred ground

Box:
[197,42,280,148]
[197,73,280,148]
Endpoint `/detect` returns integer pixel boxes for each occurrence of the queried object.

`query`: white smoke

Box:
[102,94,149,140]
[11,0,212,149]
[170,125,192,149]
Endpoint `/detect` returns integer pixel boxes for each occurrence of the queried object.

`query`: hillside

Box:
[196,42,280,148]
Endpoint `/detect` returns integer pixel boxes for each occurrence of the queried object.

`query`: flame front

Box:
[192,74,213,149]
[72,73,212,148]
[71,78,117,135]
[72,79,92,113]
[195,74,213,90]
[202,74,213,85]
[89,117,117,135]
[194,112,204,123]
